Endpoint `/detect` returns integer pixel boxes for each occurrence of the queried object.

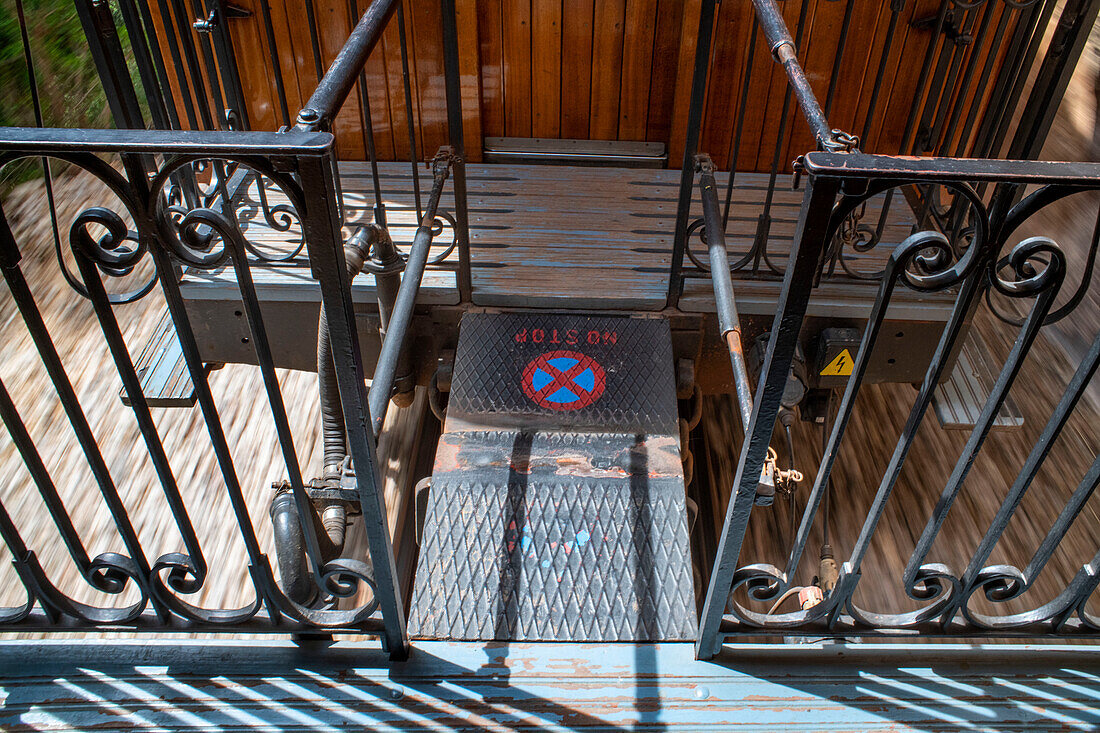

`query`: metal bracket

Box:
[272,474,361,509]
[693,153,715,176]
[193,3,251,33]
[821,129,859,154]
[792,156,806,190]
[431,146,456,177]
[912,11,972,46]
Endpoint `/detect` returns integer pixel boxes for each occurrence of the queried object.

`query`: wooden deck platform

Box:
[3,641,1097,731]
[181,162,953,320]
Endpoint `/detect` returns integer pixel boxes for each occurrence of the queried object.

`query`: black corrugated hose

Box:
[318,224,387,477]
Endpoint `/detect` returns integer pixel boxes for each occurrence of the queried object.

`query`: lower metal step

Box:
[119,309,196,408]
[933,341,1024,430]
[408,312,697,642]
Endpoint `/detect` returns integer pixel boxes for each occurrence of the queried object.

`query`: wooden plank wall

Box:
[147,0,1021,171]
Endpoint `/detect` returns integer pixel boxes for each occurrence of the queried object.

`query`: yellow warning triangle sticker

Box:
[820,348,854,377]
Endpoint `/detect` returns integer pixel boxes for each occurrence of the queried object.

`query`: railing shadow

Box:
[1,642,1099,731]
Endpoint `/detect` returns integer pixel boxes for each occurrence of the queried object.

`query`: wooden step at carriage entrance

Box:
[409,312,697,642]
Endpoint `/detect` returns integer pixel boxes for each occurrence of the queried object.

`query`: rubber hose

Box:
[269,491,316,605]
[317,225,384,475]
[321,503,347,550]
[317,304,347,475]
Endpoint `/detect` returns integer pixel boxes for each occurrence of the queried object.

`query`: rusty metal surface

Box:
[411,311,695,642]
[1,640,1099,731]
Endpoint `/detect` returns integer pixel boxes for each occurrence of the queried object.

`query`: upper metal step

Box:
[409,312,697,642]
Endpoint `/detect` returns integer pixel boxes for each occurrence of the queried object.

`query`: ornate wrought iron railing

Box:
[667,0,1094,296]
[692,0,1100,658]
[0,0,472,657]
[0,127,421,652]
[696,152,1100,658]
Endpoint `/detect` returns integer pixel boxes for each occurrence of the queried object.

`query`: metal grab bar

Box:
[367,149,453,435]
[294,0,401,130]
[751,0,855,153]
[695,155,753,431]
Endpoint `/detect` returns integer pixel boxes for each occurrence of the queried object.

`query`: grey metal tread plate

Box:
[411,312,696,642]
[119,309,195,408]
[446,312,679,435]
[933,342,1024,430]
[409,442,696,642]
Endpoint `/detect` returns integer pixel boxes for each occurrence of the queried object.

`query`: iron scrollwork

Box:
[0,144,387,633]
[716,165,1100,639]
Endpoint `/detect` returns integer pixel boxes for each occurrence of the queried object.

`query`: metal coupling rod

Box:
[366,148,453,436]
[696,155,754,431]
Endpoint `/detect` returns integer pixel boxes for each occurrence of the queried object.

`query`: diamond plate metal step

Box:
[933,342,1024,430]
[409,312,697,642]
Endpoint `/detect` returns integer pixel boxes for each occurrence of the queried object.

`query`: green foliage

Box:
[0,0,112,130]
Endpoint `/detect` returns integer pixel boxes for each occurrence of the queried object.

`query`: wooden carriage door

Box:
[475,0,685,146]
[205,1,1019,169]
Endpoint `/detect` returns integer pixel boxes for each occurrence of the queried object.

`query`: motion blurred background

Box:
[0,0,1098,636]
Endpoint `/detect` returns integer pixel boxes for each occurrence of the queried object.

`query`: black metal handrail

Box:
[293,0,402,132]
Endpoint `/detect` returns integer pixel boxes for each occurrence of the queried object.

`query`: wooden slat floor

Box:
[191,162,953,319]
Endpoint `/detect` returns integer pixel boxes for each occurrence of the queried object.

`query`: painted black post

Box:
[298,151,409,659]
[696,174,842,659]
[441,0,473,301]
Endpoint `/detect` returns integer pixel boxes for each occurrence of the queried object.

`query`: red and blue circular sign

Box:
[522,350,606,410]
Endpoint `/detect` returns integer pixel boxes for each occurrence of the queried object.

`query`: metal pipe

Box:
[295,0,401,130]
[367,151,451,435]
[269,491,316,605]
[371,227,414,403]
[751,0,841,151]
[697,156,753,431]
[755,0,812,275]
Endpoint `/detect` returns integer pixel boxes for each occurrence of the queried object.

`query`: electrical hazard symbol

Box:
[820,348,854,377]
[522,350,606,410]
